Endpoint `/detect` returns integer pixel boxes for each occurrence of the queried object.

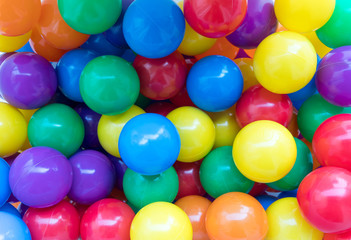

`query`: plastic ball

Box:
[233,58,259,92]
[0,31,31,52]
[275,0,335,33]
[267,138,312,191]
[28,103,85,157]
[133,51,187,100]
[69,150,115,205]
[236,85,293,127]
[167,107,215,162]
[9,146,73,208]
[123,0,185,59]
[206,192,268,240]
[0,212,31,240]
[249,183,268,197]
[58,0,122,35]
[81,199,135,240]
[266,198,323,240]
[187,55,243,112]
[98,105,145,158]
[253,31,317,94]
[123,167,179,209]
[0,203,21,218]
[130,202,192,240]
[173,161,205,199]
[23,201,80,240]
[119,113,181,175]
[175,196,211,240]
[80,55,140,115]
[316,46,351,107]
[313,114,351,171]
[170,85,196,107]
[109,156,128,190]
[195,37,239,60]
[0,52,57,109]
[297,167,351,233]
[145,102,177,117]
[325,230,351,240]
[0,159,10,207]
[316,0,351,48]
[0,103,27,157]
[17,41,33,53]
[255,195,277,210]
[302,31,332,58]
[278,189,298,199]
[200,146,254,198]
[81,33,125,56]
[297,94,351,142]
[227,0,277,49]
[233,120,297,183]
[57,49,98,102]
[184,0,247,38]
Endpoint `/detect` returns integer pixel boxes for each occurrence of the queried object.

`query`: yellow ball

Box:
[18,108,38,151]
[302,31,333,58]
[167,107,215,162]
[0,30,31,52]
[233,120,296,183]
[207,105,241,149]
[274,0,335,33]
[266,198,323,240]
[0,103,27,157]
[234,58,259,92]
[98,105,145,158]
[253,31,317,94]
[131,202,193,240]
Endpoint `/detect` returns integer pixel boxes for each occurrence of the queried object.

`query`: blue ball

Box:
[16,42,34,53]
[187,55,243,112]
[123,0,185,59]
[278,189,298,199]
[81,34,125,56]
[0,202,21,218]
[0,159,10,208]
[0,212,31,239]
[256,195,278,210]
[56,49,99,102]
[118,113,180,175]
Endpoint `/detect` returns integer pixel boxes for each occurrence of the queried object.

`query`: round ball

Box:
[9,147,73,208]
[0,52,57,109]
[253,31,317,94]
[119,113,180,175]
[28,103,84,157]
[206,192,268,240]
[233,120,297,183]
[0,31,32,52]
[123,0,185,59]
[131,202,192,240]
[0,158,10,207]
[0,212,31,240]
[187,55,243,112]
[80,55,140,115]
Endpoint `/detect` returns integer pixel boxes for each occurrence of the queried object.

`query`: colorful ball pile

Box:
[0,0,350,239]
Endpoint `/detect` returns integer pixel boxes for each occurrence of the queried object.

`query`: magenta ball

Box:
[68,150,115,205]
[9,147,72,208]
[0,52,57,109]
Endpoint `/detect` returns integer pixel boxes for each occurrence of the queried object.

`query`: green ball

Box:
[297,94,351,142]
[28,104,84,157]
[200,146,254,198]
[58,0,122,34]
[123,167,179,210]
[316,0,351,48]
[80,55,140,115]
[267,138,313,191]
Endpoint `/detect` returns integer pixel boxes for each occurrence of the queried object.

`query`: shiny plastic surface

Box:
[9,147,72,208]
[233,58,259,92]
[255,195,277,210]
[80,33,124,56]
[0,203,21,218]
[0,31,31,52]
[195,37,239,60]
[205,192,268,240]
[0,159,10,207]
[170,85,196,107]
[233,120,297,183]
[302,31,332,58]
[0,212,31,240]
[325,230,351,240]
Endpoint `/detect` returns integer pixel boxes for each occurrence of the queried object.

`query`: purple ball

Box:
[68,150,115,205]
[226,0,277,49]
[0,52,57,109]
[316,46,351,107]
[108,155,128,190]
[9,147,72,208]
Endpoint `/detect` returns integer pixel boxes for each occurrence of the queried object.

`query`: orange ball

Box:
[175,196,211,240]
[37,0,89,50]
[205,192,268,240]
[195,37,239,60]
[244,48,256,58]
[0,0,41,36]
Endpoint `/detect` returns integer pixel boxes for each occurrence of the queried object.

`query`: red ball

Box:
[297,167,351,233]
[248,182,268,197]
[313,114,351,171]
[184,0,247,38]
[324,229,351,240]
[236,85,293,127]
[80,198,135,240]
[174,161,206,199]
[133,51,187,100]
[145,101,177,116]
[23,200,80,240]
[169,85,196,107]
